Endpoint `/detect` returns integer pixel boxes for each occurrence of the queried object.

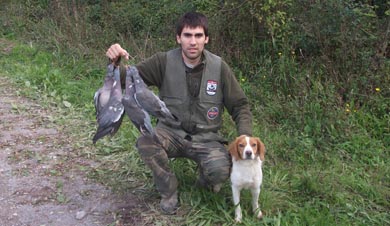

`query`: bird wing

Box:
[92,66,124,143]
[128,65,175,120]
[122,70,155,136]
[122,95,154,136]
[133,85,175,120]
[93,113,124,144]
[93,97,124,144]
[94,65,116,117]
[94,88,102,114]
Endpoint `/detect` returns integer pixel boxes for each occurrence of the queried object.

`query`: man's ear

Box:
[176,35,181,44]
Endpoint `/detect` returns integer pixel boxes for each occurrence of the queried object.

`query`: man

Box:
[106,12,253,214]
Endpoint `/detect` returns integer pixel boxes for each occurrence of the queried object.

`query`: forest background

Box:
[0,0,389,225]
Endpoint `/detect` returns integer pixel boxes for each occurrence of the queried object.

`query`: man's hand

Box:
[106,43,129,64]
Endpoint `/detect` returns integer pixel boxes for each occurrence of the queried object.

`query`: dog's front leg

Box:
[251,187,263,219]
[232,185,242,223]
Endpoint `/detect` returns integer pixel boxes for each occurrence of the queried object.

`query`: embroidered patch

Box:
[206,80,218,96]
[207,107,219,120]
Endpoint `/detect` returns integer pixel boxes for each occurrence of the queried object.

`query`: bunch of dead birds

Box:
[92,64,176,144]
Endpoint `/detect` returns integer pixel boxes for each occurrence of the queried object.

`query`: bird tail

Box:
[92,114,124,144]
[92,127,111,144]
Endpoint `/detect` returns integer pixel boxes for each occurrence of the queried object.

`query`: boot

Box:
[160,190,179,215]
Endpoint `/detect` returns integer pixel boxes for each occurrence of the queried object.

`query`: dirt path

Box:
[0,76,148,225]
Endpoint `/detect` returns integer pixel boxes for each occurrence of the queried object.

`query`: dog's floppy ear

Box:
[255,137,266,161]
[228,137,241,161]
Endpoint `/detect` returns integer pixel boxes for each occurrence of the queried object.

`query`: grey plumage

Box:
[122,67,155,137]
[94,64,115,115]
[93,65,124,144]
[129,66,176,120]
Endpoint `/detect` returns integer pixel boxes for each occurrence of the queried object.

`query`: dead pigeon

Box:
[129,66,176,120]
[122,67,155,138]
[92,65,124,144]
[94,64,115,117]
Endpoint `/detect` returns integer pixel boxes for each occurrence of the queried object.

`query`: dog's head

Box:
[228,135,265,161]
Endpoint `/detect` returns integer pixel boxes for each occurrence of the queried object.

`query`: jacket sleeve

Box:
[221,60,253,136]
[135,52,167,88]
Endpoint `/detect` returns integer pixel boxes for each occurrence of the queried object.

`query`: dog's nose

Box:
[245,151,252,158]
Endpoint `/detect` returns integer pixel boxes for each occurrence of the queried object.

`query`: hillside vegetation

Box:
[1,1,389,225]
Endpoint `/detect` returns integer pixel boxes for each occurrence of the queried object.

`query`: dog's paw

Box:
[234,216,242,223]
[256,210,263,219]
[213,184,222,193]
[234,210,243,223]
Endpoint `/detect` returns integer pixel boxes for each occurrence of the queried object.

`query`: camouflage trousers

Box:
[136,128,231,199]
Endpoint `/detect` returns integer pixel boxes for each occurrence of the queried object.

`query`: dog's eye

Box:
[238,144,245,148]
[251,143,257,147]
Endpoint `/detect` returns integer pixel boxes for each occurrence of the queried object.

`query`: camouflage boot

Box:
[160,188,179,214]
[154,168,179,214]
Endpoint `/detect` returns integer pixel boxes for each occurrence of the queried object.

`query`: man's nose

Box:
[190,36,196,44]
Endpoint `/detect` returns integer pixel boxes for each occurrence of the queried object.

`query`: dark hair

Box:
[176,12,209,37]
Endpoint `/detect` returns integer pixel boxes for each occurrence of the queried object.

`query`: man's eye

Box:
[195,34,204,38]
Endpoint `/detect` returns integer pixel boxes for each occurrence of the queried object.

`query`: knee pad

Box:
[201,155,231,185]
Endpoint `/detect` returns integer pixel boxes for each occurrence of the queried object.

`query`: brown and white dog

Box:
[229,135,266,223]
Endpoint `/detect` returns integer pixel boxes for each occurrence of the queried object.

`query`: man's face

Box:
[176,26,209,65]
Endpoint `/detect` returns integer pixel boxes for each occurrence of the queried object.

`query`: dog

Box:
[229,135,266,223]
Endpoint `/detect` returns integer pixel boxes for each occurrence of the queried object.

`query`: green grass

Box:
[1,38,389,225]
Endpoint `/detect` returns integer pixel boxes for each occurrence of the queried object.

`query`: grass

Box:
[1,36,389,226]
